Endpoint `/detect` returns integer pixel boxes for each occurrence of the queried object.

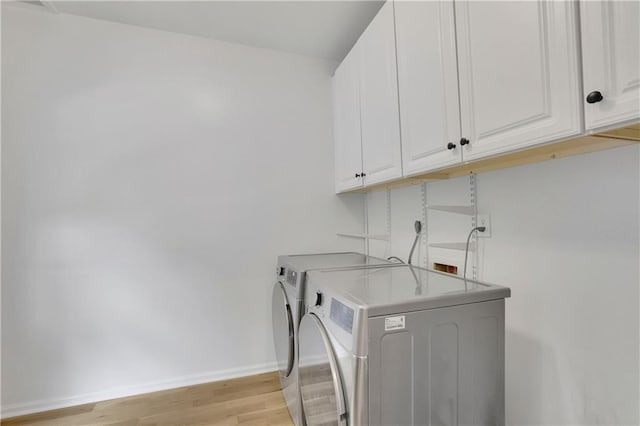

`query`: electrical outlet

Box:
[477,213,492,237]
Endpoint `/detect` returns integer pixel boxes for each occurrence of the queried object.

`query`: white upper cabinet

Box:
[455,1,582,161]
[580,1,640,131]
[394,0,461,176]
[333,0,636,192]
[359,1,403,186]
[333,45,363,193]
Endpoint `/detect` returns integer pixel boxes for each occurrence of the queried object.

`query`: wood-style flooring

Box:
[1,372,294,426]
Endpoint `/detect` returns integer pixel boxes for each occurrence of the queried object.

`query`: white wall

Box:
[367,145,640,425]
[1,6,364,416]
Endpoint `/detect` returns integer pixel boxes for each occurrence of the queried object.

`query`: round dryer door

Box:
[298,313,348,426]
[271,281,295,378]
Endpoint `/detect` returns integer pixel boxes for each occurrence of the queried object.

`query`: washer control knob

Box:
[314,291,323,307]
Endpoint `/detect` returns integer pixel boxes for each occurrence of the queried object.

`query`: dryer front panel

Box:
[298,313,348,426]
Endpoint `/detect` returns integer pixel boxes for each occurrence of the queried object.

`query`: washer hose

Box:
[407,220,422,265]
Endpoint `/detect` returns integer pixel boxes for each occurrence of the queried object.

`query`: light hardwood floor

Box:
[2,372,294,426]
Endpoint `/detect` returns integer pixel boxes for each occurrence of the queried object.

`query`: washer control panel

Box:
[329,298,354,334]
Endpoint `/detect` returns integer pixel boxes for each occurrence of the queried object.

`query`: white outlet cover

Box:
[478,213,492,237]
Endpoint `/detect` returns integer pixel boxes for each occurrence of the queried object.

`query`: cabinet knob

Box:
[314,291,323,307]
[586,91,603,104]
[355,173,361,178]
[447,142,456,150]
[460,138,470,146]
[355,172,366,178]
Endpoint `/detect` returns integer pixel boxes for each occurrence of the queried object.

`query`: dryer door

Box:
[272,281,295,378]
[298,313,348,426]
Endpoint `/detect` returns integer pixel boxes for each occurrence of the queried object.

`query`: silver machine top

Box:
[307,264,511,317]
[276,252,391,298]
[277,252,389,272]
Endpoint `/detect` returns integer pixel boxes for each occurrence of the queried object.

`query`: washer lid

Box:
[308,265,511,317]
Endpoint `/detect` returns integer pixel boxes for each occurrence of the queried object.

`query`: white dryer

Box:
[298,265,511,426]
[271,253,390,426]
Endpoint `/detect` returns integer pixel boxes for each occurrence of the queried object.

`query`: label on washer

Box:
[384,315,405,331]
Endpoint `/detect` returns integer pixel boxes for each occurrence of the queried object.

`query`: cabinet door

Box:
[333,46,363,193]
[395,0,461,176]
[455,1,582,161]
[360,1,403,186]
[580,1,640,131]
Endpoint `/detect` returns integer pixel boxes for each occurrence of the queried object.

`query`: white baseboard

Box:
[1,361,279,419]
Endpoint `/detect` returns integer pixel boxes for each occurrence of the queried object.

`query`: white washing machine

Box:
[298,265,511,426]
[271,253,391,426]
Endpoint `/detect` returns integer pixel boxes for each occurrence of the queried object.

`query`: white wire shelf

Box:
[427,205,476,216]
[336,233,390,241]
